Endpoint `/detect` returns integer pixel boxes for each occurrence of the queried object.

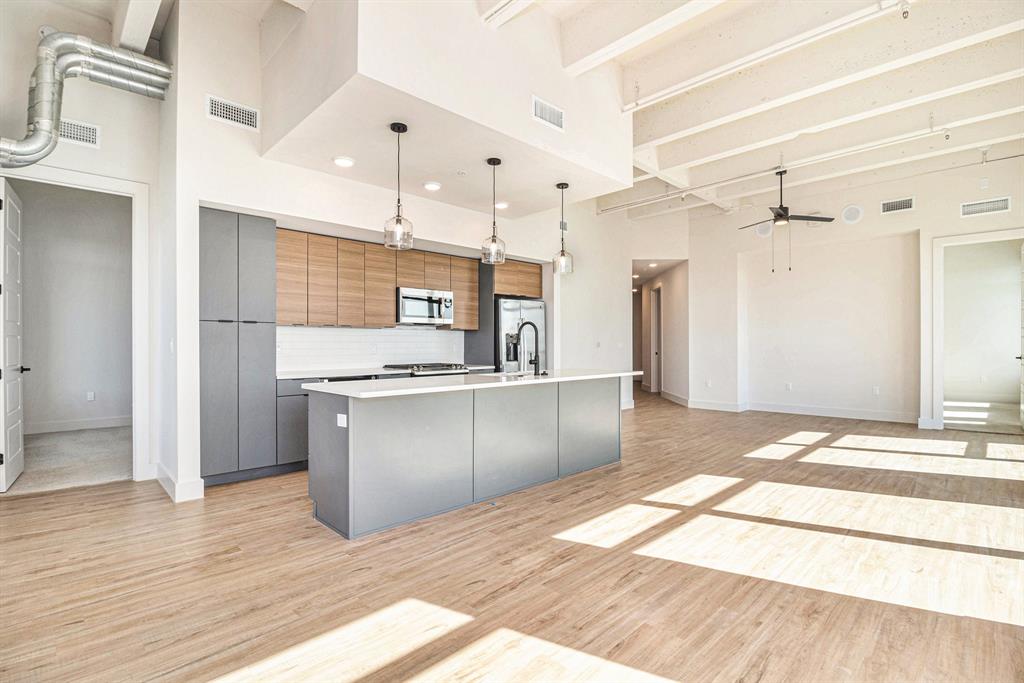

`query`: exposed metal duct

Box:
[0,29,173,168]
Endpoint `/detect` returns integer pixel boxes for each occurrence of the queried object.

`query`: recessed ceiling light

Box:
[631,288,638,293]
[423,181,442,192]
[632,274,639,279]
[648,262,658,268]
[495,201,509,210]
[333,156,355,168]
[456,170,468,177]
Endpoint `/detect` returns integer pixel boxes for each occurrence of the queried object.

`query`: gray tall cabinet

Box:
[199,208,280,482]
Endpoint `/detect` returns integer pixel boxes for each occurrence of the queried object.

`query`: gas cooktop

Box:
[382,363,469,376]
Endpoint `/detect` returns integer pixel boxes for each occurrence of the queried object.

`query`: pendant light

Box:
[384,122,413,250]
[552,182,574,274]
[481,157,506,264]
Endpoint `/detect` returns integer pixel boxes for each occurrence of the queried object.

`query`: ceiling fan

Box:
[737,169,834,231]
[738,169,834,272]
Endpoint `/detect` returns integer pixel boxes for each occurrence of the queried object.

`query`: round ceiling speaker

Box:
[842,205,864,224]
[754,221,773,238]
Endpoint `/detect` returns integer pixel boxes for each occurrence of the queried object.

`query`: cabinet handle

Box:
[217,319,233,323]
[241,320,258,324]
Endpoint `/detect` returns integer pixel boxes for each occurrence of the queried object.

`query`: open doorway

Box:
[0,179,133,494]
[943,237,1023,435]
[632,259,688,404]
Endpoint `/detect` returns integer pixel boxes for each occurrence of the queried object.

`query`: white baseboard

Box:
[133,462,158,481]
[157,462,204,503]
[917,417,944,430]
[640,383,652,393]
[661,391,688,407]
[748,401,917,424]
[26,415,132,435]
[687,399,746,413]
[620,399,635,410]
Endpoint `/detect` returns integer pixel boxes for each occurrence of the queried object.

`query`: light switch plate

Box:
[337,413,348,428]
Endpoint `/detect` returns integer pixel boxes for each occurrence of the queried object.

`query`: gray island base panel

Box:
[307,374,631,539]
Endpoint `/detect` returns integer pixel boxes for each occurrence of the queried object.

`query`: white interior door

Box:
[1,179,25,492]
[651,288,662,393]
[1019,241,1023,428]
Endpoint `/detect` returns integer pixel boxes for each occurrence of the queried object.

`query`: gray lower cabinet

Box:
[473,384,558,500]
[276,395,309,464]
[238,322,277,470]
[200,321,239,477]
[199,208,239,322]
[238,214,276,323]
[558,377,621,477]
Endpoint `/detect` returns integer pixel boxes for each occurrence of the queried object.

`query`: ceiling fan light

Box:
[773,216,789,226]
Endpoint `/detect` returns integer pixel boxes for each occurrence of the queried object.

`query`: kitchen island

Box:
[303,370,641,538]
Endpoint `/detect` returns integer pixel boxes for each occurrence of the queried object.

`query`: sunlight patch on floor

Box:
[944,410,990,419]
[945,401,991,408]
[408,628,673,682]
[742,443,805,460]
[778,431,831,445]
[988,443,1024,461]
[713,480,1024,552]
[831,434,967,456]
[642,474,742,506]
[211,599,472,682]
[800,447,1024,481]
[634,515,1024,626]
[553,504,679,548]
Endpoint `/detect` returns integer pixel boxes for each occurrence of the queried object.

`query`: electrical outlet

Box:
[337,413,347,428]
[873,386,881,396]
[86,391,95,401]
[785,382,793,391]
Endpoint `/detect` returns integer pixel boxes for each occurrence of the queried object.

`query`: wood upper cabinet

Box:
[307,234,338,326]
[493,260,542,298]
[517,261,542,298]
[451,256,479,331]
[424,253,452,291]
[337,239,365,327]
[276,228,308,325]
[364,243,397,327]
[397,250,425,289]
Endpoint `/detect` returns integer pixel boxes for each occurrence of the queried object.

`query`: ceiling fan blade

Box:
[737,218,771,230]
[790,214,834,222]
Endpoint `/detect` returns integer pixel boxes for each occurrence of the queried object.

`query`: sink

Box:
[482,371,535,380]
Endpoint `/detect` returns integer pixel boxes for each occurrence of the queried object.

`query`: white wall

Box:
[743,232,919,422]
[640,262,689,403]
[944,238,1022,403]
[687,156,1024,421]
[276,327,464,372]
[631,291,642,373]
[13,180,133,434]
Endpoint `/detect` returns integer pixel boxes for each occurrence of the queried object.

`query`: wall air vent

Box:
[206,95,259,131]
[961,197,1010,217]
[532,95,564,131]
[880,197,914,214]
[58,118,100,148]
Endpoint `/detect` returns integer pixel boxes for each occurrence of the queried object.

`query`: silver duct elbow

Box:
[0,30,173,168]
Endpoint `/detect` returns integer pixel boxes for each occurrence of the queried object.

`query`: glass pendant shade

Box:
[385,122,413,250]
[384,211,414,250]
[481,232,506,264]
[553,248,574,274]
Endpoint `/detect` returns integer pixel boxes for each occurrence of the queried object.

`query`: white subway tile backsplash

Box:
[276,326,465,371]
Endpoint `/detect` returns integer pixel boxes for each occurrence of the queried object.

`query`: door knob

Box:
[18,366,31,373]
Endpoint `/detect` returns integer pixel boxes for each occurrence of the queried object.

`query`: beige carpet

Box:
[1,427,132,496]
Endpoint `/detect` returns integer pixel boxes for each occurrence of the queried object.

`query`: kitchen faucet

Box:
[515,320,541,376]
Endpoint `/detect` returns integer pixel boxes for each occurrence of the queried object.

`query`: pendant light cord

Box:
[491,163,497,237]
[560,187,566,250]
[396,131,402,216]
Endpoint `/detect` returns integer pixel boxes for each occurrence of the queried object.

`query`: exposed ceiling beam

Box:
[625,141,1024,220]
[633,147,734,211]
[111,0,162,52]
[654,35,1024,171]
[634,1,1024,150]
[684,82,1024,189]
[561,0,723,77]
[620,0,897,112]
[280,0,314,10]
[478,0,534,29]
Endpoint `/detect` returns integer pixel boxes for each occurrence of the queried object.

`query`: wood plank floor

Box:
[2,391,1022,682]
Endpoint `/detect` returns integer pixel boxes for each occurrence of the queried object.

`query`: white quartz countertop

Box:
[302,369,642,399]
[277,365,494,380]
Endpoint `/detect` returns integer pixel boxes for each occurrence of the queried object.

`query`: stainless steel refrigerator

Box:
[495,297,546,373]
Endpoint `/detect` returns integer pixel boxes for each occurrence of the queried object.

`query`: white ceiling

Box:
[632,258,685,287]
[513,0,1024,221]
[264,75,625,219]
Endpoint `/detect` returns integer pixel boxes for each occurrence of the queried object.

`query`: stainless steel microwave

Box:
[397,287,454,326]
